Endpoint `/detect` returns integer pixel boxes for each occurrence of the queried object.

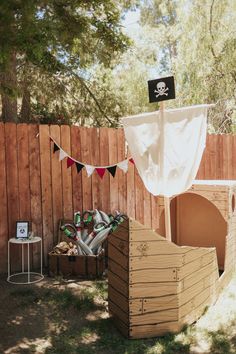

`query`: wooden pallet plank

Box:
[130,321,180,338]
[108,285,129,313]
[108,270,128,297]
[130,308,178,326]
[179,252,216,280]
[130,229,166,242]
[130,254,183,270]
[130,268,177,283]
[181,261,215,291]
[108,243,128,270]
[109,236,129,256]
[142,295,178,314]
[109,299,129,325]
[109,258,128,282]
[130,240,183,257]
[111,230,129,243]
[130,282,179,299]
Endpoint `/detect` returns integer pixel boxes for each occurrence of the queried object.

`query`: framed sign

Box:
[16,221,29,239]
[148,76,175,103]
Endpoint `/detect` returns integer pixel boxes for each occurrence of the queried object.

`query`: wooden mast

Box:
[159,101,172,242]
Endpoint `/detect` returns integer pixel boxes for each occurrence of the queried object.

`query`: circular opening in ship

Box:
[159,193,227,271]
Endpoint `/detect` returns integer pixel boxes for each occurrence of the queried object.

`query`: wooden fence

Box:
[0,123,236,273]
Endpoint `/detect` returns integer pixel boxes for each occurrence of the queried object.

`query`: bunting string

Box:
[50,136,135,179]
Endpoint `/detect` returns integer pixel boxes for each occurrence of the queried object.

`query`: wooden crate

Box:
[48,219,105,278]
[108,181,236,338]
[48,249,105,278]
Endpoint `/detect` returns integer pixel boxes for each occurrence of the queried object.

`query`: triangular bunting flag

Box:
[53,143,60,153]
[129,158,135,164]
[107,166,117,177]
[85,165,95,177]
[117,159,129,173]
[59,149,67,161]
[76,162,84,174]
[67,157,75,168]
[96,168,106,179]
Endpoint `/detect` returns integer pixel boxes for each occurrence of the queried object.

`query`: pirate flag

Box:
[148,76,175,103]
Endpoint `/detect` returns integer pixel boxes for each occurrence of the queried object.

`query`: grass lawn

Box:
[1,273,236,354]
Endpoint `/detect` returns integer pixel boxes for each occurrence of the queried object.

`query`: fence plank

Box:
[233,136,236,180]
[143,186,152,228]
[71,126,83,213]
[91,128,101,210]
[50,125,63,244]
[117,129,127,214]
[126,148,135,219]
[135,168,144,225]
[0,123,8,273]
[61,125,73,220]
[151,195,160,231]
[39,125,54,265]
[17,124,31,269]
[28,124,42,269]
[80,127,92,211]
[2,126,236,275]
[5,123,20,271]
[100,128,110,213]
[109,129,119,213]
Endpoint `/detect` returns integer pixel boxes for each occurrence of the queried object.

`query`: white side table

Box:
[7,236,44,284]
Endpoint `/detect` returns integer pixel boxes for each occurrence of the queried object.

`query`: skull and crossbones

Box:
[154,81,169,98]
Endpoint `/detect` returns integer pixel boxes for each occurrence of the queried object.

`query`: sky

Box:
[122,9,141,38]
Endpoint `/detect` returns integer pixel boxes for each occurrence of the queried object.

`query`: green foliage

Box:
[0,0,131,72]
[0,0,134,122]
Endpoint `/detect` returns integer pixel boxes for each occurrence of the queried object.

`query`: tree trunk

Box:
[20,86,31,121]
[0,52,18,122]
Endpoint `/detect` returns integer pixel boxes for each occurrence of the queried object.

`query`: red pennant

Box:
[129,158,135,164]
[96,168,106,179]
[67,157,75,168]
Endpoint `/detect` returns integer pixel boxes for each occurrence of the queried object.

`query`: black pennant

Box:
[76,162,84,174]
[53,143,60,153]
[107,166,117,177]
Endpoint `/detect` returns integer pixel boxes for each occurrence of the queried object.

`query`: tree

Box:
[140,0,236,132]
[0,0,133,122]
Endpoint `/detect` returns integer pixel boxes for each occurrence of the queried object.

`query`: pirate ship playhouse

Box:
[108,103,236,339]
[108,180,236,339]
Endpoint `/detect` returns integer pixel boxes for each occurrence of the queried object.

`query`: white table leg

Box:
[8,241,10,279]
[22,243,24,273]
[28,242,30,283]
[40,239,42,275]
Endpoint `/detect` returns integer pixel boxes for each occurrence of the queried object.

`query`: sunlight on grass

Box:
[6,275,236,354]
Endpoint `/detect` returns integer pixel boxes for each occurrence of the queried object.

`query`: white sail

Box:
[122,104,212,197]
